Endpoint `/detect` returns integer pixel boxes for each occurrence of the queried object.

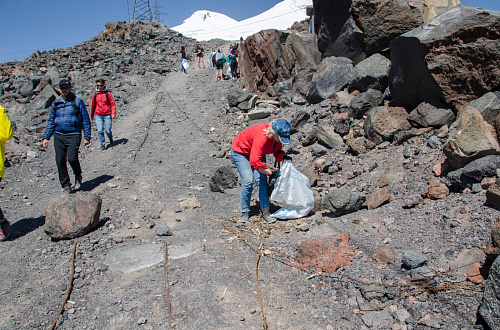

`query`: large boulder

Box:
[227,87,253,108]
[349,89,384,119]
[350,0,424,55]
[447,155,500,190]
[313,0,366,64]
[347,53,391,92]
[389,4,500,111]
[240,29,321,92]
[443,106,500,169]
[364,106,411,144]
[44,193,102,240]
[25,85,58,112]
[306,57,354,104]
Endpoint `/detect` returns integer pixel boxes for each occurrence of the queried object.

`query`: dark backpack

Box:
[93,91,110,107]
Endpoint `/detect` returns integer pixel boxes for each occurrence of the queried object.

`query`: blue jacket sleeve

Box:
[78,99,91,140]
[43,103,56,140]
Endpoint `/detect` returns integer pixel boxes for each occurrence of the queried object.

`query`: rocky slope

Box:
[0,19,498,329]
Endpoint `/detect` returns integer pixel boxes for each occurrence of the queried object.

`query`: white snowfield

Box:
[171,0,312,41]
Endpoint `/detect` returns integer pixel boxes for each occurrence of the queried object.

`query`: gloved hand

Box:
[283,155,292,162]
[270,169,280,181]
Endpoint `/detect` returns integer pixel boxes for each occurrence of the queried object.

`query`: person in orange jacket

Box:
[0,105,14,240]
[231,119,292,223]
[91,78,116,150]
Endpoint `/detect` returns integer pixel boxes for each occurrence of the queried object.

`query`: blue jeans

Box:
[95,115,113,146]
[231,148,269,213]
[181,59,186,73]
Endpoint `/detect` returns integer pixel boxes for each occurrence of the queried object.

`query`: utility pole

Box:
[133,0,154,21]
[153,0,165,23]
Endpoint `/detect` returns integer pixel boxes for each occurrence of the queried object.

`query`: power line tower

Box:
[133,0,154,21]
[153,0,165,23]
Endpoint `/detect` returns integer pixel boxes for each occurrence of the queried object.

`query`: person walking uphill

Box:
[0,105,13,240]
[42,79,91,194]
[181,46,188,74]
[231,119,292,223]
[91,78,116,150]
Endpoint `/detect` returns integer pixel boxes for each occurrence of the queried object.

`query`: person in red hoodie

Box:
[231,119,291,223]
[91,78,116,150]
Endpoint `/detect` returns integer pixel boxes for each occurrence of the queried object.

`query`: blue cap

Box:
[272,119,291,145]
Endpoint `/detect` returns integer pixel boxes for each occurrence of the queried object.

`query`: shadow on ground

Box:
[80,174,114,192]
[9,215,45,240]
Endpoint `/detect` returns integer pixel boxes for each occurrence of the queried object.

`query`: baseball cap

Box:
[58,79,71,87]
[272,119,291,145]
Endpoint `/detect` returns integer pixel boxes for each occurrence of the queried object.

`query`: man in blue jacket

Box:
[42,79,91,193]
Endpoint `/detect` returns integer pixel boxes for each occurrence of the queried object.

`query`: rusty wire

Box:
[164,241,173,329]
[218,217,485,315]
[50,242,77,330]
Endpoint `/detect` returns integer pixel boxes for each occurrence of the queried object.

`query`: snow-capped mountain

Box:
[171,0,312,41]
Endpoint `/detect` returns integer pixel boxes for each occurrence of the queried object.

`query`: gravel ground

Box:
[0,63,495,329]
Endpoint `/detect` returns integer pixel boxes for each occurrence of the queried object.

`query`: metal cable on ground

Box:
[255,232,268,330]
[161,86,211,138]
[164,241,173,330]
[50,242,77,330]
[132,92,164,163]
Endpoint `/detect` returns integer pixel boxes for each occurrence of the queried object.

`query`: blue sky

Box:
[0,0,498,64]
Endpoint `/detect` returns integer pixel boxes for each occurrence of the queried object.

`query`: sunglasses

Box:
[60,85,71,90]
[96,84,104,87]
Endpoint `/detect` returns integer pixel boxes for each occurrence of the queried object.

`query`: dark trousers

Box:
[54,134,82,188]
[231,60,238,78]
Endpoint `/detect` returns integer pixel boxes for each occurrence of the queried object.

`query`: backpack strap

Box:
[53,99,82,122]
[94,91,110,106]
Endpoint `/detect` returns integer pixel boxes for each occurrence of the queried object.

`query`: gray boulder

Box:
[26,85,58,112]
[349,89,384,119]
[408,100,455,128]
[227,87,253,108]
[401,250,428,269]
[322,187,366,216]
[44,192,102,240]
[389,4,500,111]
[447,155,500,190]
[479,256,500,329]
[306,57,353,104]
[347,53,390,92]
[466,91,500,124]
[209,166,238,193]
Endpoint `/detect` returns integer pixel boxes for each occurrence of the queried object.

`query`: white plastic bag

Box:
[270,161,314,219]
[182,59,189,70]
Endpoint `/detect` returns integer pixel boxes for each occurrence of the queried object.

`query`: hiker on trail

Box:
[181,46,187,74]
[215,48,226,81]
[0,105,13,241]
[91,78,116,150]
[209,48,217,68]
[196,45,205,68]
[42,79,91,194]
[231,119,292,223]
[229,46,239,80]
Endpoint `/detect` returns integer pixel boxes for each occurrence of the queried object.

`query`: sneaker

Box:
[64,186,74,194]
[262,211,276,224]
[0,220,10,241]
[100,144,106,151]
[239,212,249,222]
[73,175,82,190]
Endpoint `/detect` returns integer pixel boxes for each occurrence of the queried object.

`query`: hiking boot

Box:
[109,138,114,147]
[100,144,106,151]
[0,219,10,241]
[64,186,74,194]
[239,212,249,222]
[73,175,82,191]
[262,211,276,224]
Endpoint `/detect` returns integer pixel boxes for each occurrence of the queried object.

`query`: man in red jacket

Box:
[91,78,116,150]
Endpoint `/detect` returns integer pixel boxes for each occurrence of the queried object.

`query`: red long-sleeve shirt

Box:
[232,124,285,170]
[91,91,116,117]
